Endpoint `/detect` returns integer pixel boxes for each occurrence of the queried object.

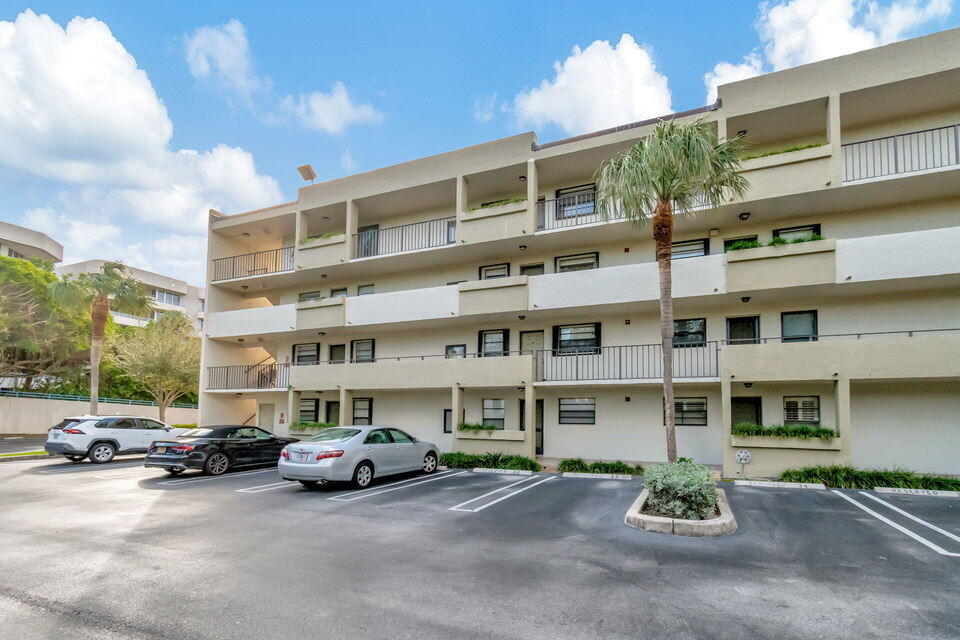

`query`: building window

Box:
[152,289,181,306]
[781,311,818,342]
[330,288,348,298]
[673,318,707,348]
[292,343,320,365]
[482,399,505,429]
[784,396,820,424]
[299,398,319,422]
[479,263,510,279]
[520,263,544,276]
[328,344,346,364]
[325,401,340,424]
[773,224,821,241]
[357,284,374,295]
[352,398,373,425]
[447,280,466,285]
[351,339,375,363]
[724,236,758,252]
[197,318,204,330]
[553,323,600,355]
[443,409,452,433]
[559,398,596,424]
[7,248,25,259]
[555,252,599,272]
[555,184,596,218]
[299,290,324,302]
[671,238,709,259]
[445,344,466,359]
[478,329,508,357]
[199,299,205,312]
[674,398,708,426]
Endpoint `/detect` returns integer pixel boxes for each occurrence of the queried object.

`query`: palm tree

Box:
[595,118,747,462]
[50,262,154,415]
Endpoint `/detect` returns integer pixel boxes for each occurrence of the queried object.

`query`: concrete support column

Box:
[525,158,538,234]
[523,382,537,458]
[451,385,464,446]
[835,376,852,465]
[716,117,728,142]
[295,208,306,244]
[345,199,359,259]
[284,389,301,436]
[338,387,353,426]
[454,176,467,243]
[826,93,843,186]
[720,377,734,476]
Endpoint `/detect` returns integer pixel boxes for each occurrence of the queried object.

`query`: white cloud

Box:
[340,149,357,173]
[704,0,953,101]
[514,34,672,136]
[22,207,154,271]
[0,11,283,283]
[184,20,382,135]
[473,92,498,123]
[152,233,207,271]
[184,19,262,104]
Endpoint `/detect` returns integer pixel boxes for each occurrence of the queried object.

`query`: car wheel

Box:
[164,468,183,476]
[351,462,373,489]
[298,480,319,488]
[66,455,85,463]
[203,452,230,476]
[88,443,116,464]
[422,452,438,474]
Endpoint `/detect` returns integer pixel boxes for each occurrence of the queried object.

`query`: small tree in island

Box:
[114,312,200,423]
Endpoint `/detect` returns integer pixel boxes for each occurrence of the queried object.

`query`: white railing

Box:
[842,124,959,182]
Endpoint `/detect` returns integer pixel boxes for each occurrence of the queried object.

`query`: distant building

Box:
[0,220,63,263]
[56,260,205,334]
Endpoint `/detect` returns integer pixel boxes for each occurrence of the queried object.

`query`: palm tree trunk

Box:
[89,296,109,415]
[653,200,677,462]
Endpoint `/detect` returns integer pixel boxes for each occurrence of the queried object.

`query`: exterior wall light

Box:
[738,212,751,221]
[741,296,751,303]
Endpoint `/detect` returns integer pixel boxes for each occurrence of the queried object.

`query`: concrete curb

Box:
[562,472,634,480]
[874,486,960,498]
[624,488,738,537]
[472,468,534,476]
[735,479,826,490]
[0,453,54,463]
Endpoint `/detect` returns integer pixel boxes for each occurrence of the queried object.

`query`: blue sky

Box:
[0,1,955,284]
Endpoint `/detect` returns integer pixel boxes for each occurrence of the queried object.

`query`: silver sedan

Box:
[278,425,439,489]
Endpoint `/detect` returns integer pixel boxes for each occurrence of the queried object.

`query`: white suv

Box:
[45,416,188,463]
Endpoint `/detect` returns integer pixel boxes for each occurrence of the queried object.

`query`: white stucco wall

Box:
[206,304,296,338]
[345,285,459,325]
[0,396,198,435]
[836,225,960,283]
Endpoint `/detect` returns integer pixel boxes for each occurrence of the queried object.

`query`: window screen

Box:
[674,398,708,426]
[353,398,373,425]
[673,318,707,348]
[480,263,510,279]
[293,343,320,365]
[554,323,600,354]
[299,398,319,422]
[774,224,821,241]
[555,253,598,272]
[479,330,508,357]
[482,399,505,429]
[357,284,374,295]
[351,339,375,362]
[671,239,709,259]
[784,396,820,424]
[559,398,596,424]
[781,311,818,342]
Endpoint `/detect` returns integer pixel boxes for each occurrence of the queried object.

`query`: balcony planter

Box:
[296,234,348,270]
[466,199,527,220]
[296,296,345,331]
[730,435,843,451]
[456,429,526,441]
[725,237,836,262]
[741,143,832,172]
[458,276,528,315]
[726,238,836,292]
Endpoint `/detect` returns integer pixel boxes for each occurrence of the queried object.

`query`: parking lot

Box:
[1,457,958,640]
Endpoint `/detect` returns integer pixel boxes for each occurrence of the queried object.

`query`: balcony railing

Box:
[842,123,959,182]
[353,217,456,258]
[535,343,719,381]
[207,363,289,390]
[537,191,711,231]
[211,247,294,282]
[721,327,959,344]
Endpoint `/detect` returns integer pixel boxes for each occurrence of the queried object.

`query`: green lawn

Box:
[0,450,47,457]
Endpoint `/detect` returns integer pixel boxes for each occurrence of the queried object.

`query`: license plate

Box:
[295,451,309,462]
[157,447,166,454]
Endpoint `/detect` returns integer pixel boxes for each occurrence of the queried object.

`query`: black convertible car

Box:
[144,426,298,476]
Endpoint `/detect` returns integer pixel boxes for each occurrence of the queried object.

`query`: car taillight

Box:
[316,450,344,460]
[62,428,85,434]
[280,448,289,459]
[169,445,194,452]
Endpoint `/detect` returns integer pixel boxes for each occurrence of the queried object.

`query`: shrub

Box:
[645,461,718,520]
[726,239,762,251]
[558,458,644,474]
[732,423,837,439]
[767,237,788,246]
[791,233,823,244]
[557,458,590,473]
[289,421,337,431]
[457,422,498,432]
[438,451,542,472]
[172,423,197,428]
[741,142,825,160]
[779,465,960,490]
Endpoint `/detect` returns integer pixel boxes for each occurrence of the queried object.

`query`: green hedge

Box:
[172,423,197,428]
[779,465,960,490]
[457,422,499,432]
[741,142,825,160]
[557,458,643,475]
[732,423,837,440]
[289,421,338,431]
[468,196,526,211]
[439,452,542,472]
[728,234,824,251]
[645,461,717,520]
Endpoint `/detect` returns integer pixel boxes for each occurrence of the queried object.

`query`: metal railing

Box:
[721,328,959,345]
[0,389,198,408]
[842,123,959,182]
[353,217,456,258]
[535,342,719,381]
[206,363,290,390]
[537,191,711,231]
[211,246,294,281]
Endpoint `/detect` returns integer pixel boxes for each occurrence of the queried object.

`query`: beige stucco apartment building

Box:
[199,30,960,478]
[0,220,63,264]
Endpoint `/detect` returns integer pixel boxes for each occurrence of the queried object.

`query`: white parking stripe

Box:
[158,468,276,485]
[92,469,161,479]
[831,490,960,557]
[39,462,144,474]
[859,491,960,544]
[448,476,539,511]
[236,481,293,493]
[328,471,467,502]
[450,475,556,512]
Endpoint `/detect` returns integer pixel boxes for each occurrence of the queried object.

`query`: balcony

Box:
[207,363,289,390]
[290,352,534,390]
[535,343,719,383]
[537,191,614,231]
[206,304,296,339]
[459,277,528,316]
[726,238,836,292]
[353,217,455,259]
[211,246,294,282]
[842,123,959,183]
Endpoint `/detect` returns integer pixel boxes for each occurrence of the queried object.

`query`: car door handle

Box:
[366,446,373,451]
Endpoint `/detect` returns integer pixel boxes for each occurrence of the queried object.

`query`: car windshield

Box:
[179,428,217,437]
[305,428,361,443]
